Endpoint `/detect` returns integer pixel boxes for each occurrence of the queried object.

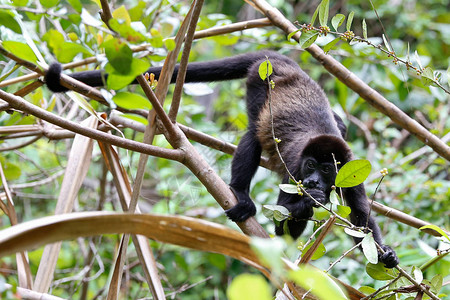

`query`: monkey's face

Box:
[299,156,336,206]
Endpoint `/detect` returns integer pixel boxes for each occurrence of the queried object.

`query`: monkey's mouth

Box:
[305,189,327,207]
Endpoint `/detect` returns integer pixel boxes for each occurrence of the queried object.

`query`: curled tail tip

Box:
[45,62,68,92]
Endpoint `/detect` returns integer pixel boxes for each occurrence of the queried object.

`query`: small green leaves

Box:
[335,159,371,188]
[344,228,366,238]
[318,0,329,27]
[112,92,152,110]
[39,0,59,9]
[103,39,133,74]
[0,10,22,33]
[421,67,435,86]
[262,205,290,222]
[287,29,301,41]
[302,242,326,260]
[382,34,392,53]
[323,37,340,53]
[336,205,351,218]
[258,59,273,81]
[299,31,319,49]
[101,38,150,89]
[366,262,399,280]
[346,11,354,32]
[2,41,38,64]
[447,66,450,86]
[362,19,368,40]
[331,14,345,31]
[279,183,298,194]
[361,232,378,264]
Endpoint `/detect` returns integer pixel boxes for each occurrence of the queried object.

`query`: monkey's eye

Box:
[322,165,332,174]
[306,160,315,170]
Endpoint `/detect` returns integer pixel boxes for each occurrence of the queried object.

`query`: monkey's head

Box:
[295,135,352,206]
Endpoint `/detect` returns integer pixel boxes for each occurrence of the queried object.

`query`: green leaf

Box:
[331,14,345,31]
[412,267,423,283]
[289,265,347,300]
[2,41,38,64]
[164,38,176,51]
[337,205,351,218]
[310,6,319,26]
[279,183,298,194]
[447,66,450,87]
[67,0,82,13]
[318,0,329,27]
[359,286,376,295]
[366,263,399,280]
[287,29,301,41]
[302,242,326,260]
[382,34,392,52]
[361,233,378,264]
[430,274,443,294]
[106,57,150,90]
[11,0,28,6]
[129,1,146,21]
[109,19,147,43]
[0,162,21,185]
[362,19,367,39]
[39,0,58,9]
[346,11,354,31]
[415,50,424,70]
[419,224,450,241]
[258,59,273,81]
[57,42,92,63]
[43,29,65,51]
[421,67,435,86]
[299,31,319,49]
[344,228,366,238]
[0,10,22,33]
[335,159,371,188]
[112,5,131,25]
[323,37,340,53]
[112,92,152,110]
[227,273,272,300]
[262,205,290,221]
[103,39,133,74]
[120,114,148,126]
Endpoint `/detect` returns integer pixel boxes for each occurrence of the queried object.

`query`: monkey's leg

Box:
[226,129,262,222]
[344,185,399,268]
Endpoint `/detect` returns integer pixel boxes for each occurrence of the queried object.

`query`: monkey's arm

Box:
[226,130,262,222]
[344,184,399,268]
[274,190,314,239]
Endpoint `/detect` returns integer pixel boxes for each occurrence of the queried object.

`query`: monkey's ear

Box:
[302,135,353,164]
[45,63,68,92]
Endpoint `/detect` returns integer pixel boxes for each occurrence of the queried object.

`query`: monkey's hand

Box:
[304,189,327,208]
[226,187,256,222]
[378,245,399,268]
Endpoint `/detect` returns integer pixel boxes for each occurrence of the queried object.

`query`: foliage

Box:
[0,0,449,299]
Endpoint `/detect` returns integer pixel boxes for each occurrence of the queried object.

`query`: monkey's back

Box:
[254,57,342,174]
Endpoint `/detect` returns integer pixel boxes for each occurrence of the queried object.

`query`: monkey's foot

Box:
[225,202,256,222]
[379,245,399,268]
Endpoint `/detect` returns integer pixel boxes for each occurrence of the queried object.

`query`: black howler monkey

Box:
[45,51,399,268]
